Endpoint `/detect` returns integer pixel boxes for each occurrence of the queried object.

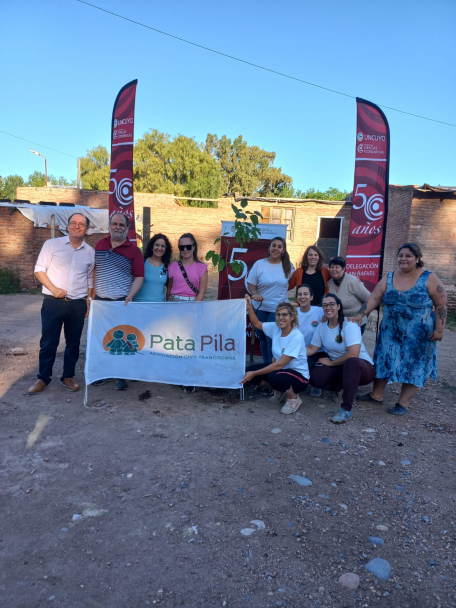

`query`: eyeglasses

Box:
[322,302,337,309]
[69,222,87,228]
[179,244,194,251]
[276,312,291,318]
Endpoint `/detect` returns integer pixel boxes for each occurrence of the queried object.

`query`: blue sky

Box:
[1,0,455,191]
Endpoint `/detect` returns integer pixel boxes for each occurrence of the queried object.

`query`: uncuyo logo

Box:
[114,119,118,128]
[103,325,145,356]
[109,169,133,207]
[357,132,363,142]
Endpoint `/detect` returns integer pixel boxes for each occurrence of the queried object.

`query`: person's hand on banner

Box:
[240,371,256,384]
[124,295,133,305]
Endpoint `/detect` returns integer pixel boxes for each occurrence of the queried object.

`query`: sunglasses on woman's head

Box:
[179,244,194,251]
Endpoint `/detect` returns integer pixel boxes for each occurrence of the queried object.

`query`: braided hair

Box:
[323,293,344,343]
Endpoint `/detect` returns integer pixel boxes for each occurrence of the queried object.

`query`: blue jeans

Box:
[255,310,276,364]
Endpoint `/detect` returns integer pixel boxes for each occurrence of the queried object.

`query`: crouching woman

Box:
[306,293,375,424]
[240,295,309,415]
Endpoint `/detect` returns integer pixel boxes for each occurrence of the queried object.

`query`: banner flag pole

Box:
[108,80,138,242]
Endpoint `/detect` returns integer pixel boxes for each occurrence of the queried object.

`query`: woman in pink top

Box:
[167,233,208,393]
[167,233,208,302]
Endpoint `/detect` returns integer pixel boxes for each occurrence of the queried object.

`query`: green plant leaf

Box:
[251,214,259,226]
[218,259,226,271]
[206,250,215,260]
[240,199,248,208]
[214,237,221,244]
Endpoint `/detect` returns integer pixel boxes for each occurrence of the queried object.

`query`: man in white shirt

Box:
[29,213,95,394]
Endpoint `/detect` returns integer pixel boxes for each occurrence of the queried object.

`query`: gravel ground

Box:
[0,292,455,608]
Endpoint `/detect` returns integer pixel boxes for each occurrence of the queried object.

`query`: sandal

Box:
[356,393,383,404]
[387,403,409,415]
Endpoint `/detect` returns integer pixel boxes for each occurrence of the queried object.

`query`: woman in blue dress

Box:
[350,243,447,415]
[134,233,172,302]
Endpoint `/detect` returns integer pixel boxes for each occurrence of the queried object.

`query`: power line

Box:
[76,0,456,129]
[0,130,78,159]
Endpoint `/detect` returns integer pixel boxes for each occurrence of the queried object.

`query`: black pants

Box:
[246,363,309,394]
[307,351,328,372]
[38,296,87,385]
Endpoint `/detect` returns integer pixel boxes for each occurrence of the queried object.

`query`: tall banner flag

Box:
[109,79,138,241]
[346,98,390,292]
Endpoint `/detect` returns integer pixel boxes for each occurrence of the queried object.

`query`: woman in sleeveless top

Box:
[350,243,447,415]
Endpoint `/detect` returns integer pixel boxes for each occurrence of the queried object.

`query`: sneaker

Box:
[183,386,196,393]
[116,379,128,390]
[60,378,79,392]
[269,390,285,404]
[92,378,114,386]
[280,395,302,415]
[330,408,352,424]
[310,387,322,397]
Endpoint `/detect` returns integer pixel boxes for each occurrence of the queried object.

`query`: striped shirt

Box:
[95,237,144,300]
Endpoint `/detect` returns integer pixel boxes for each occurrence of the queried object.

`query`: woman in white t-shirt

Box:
[247,237,295,365]
[306,293,375,424]
[240,295,309,415]
[296,283,325,397]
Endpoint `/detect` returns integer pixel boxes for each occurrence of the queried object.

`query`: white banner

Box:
[85,299,247,390]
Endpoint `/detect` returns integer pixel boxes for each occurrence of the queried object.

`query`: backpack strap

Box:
[177,261,199,295]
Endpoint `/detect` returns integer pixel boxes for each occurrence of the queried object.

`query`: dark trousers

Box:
[246,363,309,394]
[307,351,327,372]
[38,297,87,385]
[310,357,375,412]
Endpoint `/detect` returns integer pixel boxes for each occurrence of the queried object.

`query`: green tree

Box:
[0,174,25,201]
[294,187,349,201]
[204,134,293,197]
[27,171,76,188]
[80,145,110,190]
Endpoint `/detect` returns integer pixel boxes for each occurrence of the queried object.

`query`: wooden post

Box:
[50,214,55,239]
[143,207,150,247]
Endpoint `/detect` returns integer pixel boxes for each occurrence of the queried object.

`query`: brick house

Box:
[1,183,455,308]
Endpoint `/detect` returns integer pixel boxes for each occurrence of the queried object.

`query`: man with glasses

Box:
[92,212,144,390]
[29,212,95,394]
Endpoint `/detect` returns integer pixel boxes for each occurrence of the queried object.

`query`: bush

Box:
[0,266,21,294]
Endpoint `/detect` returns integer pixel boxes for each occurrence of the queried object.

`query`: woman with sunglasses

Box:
[167,233,208,303]
[327,256,371,334]
[247,237,294,364]
[134,234,172,302]
[167,233,208,394]
[240,295,309,415]
[306,293,375,424]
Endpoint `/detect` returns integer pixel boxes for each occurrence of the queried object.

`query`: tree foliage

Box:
[0,172,76,201]
[294,186,350,201]
[80,145,110,191]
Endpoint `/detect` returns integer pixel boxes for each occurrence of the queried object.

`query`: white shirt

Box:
[297,306,324,346]
[248,258,295,312]
[262,323,309,379]
[35,236,95,299]
[310,319,373,364]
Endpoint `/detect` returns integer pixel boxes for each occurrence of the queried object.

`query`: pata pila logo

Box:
[103,326,145,356]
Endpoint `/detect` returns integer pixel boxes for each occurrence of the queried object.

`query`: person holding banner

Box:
[167,233,208,393]
[247,237,295,365]
[288,245,330,306]
[352,243,446,416]
[327,256,371,334]
[295,283,326,397]
[306,293,375,424]
[241,295,309,415]
[134,234,172,302]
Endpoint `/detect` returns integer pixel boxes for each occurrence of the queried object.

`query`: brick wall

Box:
[0,207,102,289]
[382,185,414,273]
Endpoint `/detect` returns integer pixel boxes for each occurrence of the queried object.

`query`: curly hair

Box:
[144,233,173,266]
[322,293,344,342]
[275,301,299,328]
[300,245,325,272]
[398,242,424,268]
[269,237,292,278]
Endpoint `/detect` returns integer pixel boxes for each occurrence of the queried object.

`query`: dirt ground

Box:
[1,287,455,608]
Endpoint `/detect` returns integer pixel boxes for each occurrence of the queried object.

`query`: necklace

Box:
[397,269,418,295]
[148,258,163,267]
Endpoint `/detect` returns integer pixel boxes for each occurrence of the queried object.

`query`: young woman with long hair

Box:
[134,233,173,302]
[167,233,208,394]
[241,296,309,415]
[296,283,326,396]
[247,237,295,364]
[306,293,375,424]
[288,245,331,306]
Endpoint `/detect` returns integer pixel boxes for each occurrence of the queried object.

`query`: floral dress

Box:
[374,270,437,387]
